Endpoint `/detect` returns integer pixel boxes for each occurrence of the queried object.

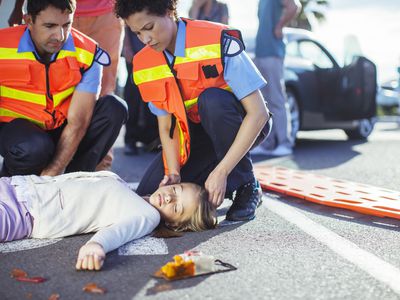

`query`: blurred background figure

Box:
[252,0,301,157]
[121,28,159,155]
[72,0,125,170]
[73,0,124,97]
[189,0,229,24]
[343,34,363,66]
[7,0,24,27]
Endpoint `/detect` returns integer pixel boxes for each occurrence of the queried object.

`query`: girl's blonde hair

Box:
[171,185,217,232]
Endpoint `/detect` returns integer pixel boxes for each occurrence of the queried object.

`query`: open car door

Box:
[334,56,377,120]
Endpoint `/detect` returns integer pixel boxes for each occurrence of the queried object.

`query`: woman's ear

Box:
[167,9,174,19]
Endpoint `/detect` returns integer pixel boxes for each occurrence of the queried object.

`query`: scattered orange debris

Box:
[15,277,46,283]
[11,268,27,278]
[48,294,60,300]
[83,283,107,294]
[10,268,46,283]
[160,255,195,279]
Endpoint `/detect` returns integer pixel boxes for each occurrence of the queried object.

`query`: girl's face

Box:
[149,183,200,227]
[125,9,177,53]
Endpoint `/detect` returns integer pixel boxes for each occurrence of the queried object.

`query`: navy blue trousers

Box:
[136,88,271,196]
[0,95,127,176]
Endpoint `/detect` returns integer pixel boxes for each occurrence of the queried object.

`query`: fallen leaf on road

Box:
[15,276,47,283]
[83,283,107,294]
[11,269,47,284]
[11,268,27,278]
[48,293,60,300]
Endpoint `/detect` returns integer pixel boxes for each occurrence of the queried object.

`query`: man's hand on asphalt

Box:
[76,242,105,271]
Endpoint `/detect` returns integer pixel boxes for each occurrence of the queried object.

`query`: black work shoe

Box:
[226,179,262,221]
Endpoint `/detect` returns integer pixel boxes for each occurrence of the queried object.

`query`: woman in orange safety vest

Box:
[115,0,272,222]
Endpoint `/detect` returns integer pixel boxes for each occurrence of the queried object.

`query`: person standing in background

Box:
[189,0,229,24]
[7,0,24,27]
[73,0,124,97]
[73,0,125,170]
[252,0,301,156]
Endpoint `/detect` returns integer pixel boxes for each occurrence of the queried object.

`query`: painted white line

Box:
[264,196,400,295]
[118,236,168,256]
[0,238,62,253]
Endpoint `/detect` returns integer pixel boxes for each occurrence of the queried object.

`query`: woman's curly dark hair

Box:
[115,0,178,20]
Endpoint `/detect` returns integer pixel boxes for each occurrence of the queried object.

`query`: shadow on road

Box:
[252,138,367,171]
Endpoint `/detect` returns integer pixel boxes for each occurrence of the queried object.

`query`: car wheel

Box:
[286,89,301,142]
[344,118,375,140]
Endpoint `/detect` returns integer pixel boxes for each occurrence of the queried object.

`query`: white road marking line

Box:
[372,222,398,228]
[263,196,400,295]
[0,238,62,253]
[118,236,168,256]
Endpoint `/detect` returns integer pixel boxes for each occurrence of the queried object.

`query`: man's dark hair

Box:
[115,0,178,20]
[27,0,76,22]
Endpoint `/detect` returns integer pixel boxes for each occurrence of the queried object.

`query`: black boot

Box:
[226,178,262,221]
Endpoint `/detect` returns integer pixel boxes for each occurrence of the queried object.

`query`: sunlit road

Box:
[1,120,400,300]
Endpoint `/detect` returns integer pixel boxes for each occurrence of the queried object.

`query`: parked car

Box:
[377,79,399,114]
[282,28,377,140]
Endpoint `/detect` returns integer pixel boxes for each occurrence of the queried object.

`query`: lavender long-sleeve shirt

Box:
[0,177,33,242]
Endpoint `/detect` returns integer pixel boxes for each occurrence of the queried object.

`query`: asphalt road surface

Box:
[1,120,400,300]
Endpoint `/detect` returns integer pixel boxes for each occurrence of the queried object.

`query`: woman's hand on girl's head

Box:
[159,174,181,187]
[205,168,228,208]
[76,242,105,271]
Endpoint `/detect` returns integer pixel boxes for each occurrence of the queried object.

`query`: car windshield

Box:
[286,40,334,69]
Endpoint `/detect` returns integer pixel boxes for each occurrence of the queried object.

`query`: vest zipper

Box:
[45,63,53,101]
[44,63,56,128]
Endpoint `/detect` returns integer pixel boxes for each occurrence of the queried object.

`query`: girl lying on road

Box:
[0,171,216,270]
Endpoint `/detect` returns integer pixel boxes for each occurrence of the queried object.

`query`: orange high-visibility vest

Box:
[133,18,243,169]
[0,25,97,130]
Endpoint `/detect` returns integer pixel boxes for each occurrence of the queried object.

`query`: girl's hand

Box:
[76,242,105,271]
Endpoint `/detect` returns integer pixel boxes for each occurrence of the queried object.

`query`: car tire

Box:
[286,88,301,142]
[344,118,375,140]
